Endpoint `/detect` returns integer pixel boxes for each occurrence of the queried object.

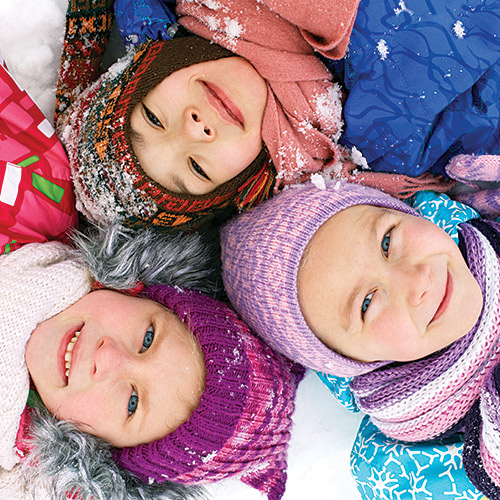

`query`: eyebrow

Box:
[340,208,383,332]
[129,126,145,146]
[137,387,149,434]
[171,173,192,195]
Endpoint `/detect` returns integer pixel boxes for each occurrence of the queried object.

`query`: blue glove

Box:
[114,0,178,46]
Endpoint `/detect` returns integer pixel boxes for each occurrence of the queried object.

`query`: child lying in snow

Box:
[220,178,500,497]
[118,0,500,220]
[54,0,447,232]
[1,236,303,500]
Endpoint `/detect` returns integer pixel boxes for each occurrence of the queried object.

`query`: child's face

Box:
[130,56,267,196]
[297,205,483,363]
[26,290,205,448]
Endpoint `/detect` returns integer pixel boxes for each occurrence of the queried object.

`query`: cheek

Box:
[218,139,263,178]
[369,311,421,361]
[26,322,56,364]
[51,387,112,429]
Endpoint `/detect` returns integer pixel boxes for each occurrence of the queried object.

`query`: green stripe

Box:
[3,240,17,254]
[27,389,44,409]
[32,172,64,203]
[18,155,39,168]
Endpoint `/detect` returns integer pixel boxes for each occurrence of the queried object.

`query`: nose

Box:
[183,107,215,142]
[93,337,135,380]
[399,262,431,307]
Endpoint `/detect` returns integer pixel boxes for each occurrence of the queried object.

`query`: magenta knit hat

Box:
[113,285,304,500]
[220,180,419,377]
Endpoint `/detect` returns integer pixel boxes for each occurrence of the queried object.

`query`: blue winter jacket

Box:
[325,0,500,177]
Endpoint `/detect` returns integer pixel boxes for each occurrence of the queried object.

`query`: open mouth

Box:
[202,82,244,128]
[430,272,452,324]
[60,329,81,383]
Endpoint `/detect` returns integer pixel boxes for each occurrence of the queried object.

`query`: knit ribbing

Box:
[0,242,90,470]
[113,286,304,500]
[221,181,418,377]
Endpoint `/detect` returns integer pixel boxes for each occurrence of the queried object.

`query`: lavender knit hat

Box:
[220,180,419,377]
[113,285,304,500]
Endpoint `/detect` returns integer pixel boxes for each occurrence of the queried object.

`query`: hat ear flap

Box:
[241,460,288,500]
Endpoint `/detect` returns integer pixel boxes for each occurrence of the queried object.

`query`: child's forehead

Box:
[311,204,394,240]
[74,290,168,320]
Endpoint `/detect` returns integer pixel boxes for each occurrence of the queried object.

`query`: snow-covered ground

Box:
[0,1,364,498]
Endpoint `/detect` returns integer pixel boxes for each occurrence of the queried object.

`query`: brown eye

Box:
[142,104,163,128]
[190,158,210,180]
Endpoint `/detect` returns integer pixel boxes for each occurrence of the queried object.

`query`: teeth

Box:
[64,330,80,379]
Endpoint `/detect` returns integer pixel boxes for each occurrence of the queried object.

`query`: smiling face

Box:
[130,56,267,196]
[297,205,483,363]
[25,290,205,448]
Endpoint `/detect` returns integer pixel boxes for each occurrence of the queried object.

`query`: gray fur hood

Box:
[24,222,223,500]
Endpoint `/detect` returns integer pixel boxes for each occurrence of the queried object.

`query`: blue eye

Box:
[381,230,391,256]
[361,292,373,318]
[128,390,138,416]
[141,326,154,353]
[190,158,210,180]
[142,104,163,128]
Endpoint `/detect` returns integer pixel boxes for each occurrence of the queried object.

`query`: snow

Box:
[453,20,466,39]
[313,84,344,142]
[351,146,370,170]
[394,0,413,16]
[376,39,389,60]
[0,0,66,121]
[223,17,243,39]
[311,173,327,190]
[0,1,364,498]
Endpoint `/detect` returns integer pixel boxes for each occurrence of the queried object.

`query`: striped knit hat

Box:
[61,36,274,231]
[113,285,304,500]
[220,180,418,377]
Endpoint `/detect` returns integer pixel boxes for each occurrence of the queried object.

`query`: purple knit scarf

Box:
[350,220,500,495]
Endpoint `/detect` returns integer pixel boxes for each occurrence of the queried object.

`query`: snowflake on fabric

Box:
[351,417,483,499]
[408,191,479,243]
[453,20,466,39]
[315,372,359,412]
[376,39,389,60]
[364,468,400,498]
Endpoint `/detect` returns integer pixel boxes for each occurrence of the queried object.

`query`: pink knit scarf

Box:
[177,0,455,199]
[176,0,358,188]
